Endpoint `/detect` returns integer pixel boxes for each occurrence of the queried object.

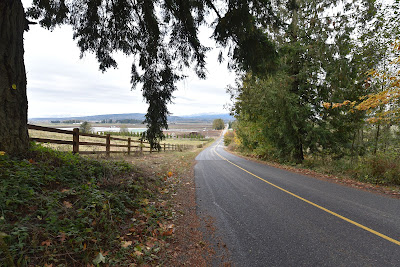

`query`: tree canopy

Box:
[228,0,399,162]
[24,0,279,149]
[212,118,225,130]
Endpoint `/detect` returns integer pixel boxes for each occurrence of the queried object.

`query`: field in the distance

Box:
[28,122,221,154]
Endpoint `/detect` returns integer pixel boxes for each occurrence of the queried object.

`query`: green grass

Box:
[0,143,177,266]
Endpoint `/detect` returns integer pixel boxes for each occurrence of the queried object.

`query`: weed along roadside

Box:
[0,136,215,266]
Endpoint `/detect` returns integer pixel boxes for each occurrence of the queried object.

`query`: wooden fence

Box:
[28,124,190,156]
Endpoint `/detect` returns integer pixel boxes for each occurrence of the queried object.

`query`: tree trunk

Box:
[289,0,304,163]
[373,123,380,155]
[0,0,29,155]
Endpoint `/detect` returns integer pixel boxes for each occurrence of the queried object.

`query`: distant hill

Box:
[29,113,234,124]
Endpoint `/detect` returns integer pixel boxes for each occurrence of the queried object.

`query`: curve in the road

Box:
[196,136,400,266]
[212,140,400,247]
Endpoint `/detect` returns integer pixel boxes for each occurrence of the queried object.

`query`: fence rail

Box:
[28,124,190,156]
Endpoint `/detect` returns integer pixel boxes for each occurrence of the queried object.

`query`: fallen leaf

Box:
[41,240,52,247]
[44,264,53,267]
[161,228,174,236]
[58,232,66,243]
[121,240,133,248]
[161,224,175,236]
[61,189,69,193]
[146,239,156,248]
[134,250,143,257]
[63,201,73,208]
[93,252,106,265]
[152,229,158,237]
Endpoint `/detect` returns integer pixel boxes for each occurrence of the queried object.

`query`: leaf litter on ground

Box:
[0,142,209,266]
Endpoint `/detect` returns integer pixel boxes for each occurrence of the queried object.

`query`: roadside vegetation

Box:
[225,2,400,188]
[0,140,212,266]
[225,129,400,187]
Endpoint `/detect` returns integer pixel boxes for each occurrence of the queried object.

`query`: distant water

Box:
[59,127,147,133]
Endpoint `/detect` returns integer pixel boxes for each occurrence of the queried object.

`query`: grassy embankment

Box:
[0,137,212,266]
[224,131,400,192]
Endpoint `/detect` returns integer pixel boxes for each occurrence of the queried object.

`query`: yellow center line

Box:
[212,140,400,246]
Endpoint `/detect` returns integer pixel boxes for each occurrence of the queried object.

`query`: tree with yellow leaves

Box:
[324,41,400,154]
[325,41,400,124]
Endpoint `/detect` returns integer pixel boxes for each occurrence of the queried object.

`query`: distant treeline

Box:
[99,131,207,140]
[51,120,81,124]
[100,119,143,124]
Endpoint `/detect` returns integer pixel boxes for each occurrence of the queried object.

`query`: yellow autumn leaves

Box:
[324,41,400,124]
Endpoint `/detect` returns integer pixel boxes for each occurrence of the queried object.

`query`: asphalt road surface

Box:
[195,137,400,266]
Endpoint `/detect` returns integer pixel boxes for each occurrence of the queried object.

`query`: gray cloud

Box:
[23,4,236,118]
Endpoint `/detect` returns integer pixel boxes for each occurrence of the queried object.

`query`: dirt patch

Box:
[132,148,222,266]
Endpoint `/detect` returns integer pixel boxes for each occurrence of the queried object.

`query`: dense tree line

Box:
[228,0,400,183]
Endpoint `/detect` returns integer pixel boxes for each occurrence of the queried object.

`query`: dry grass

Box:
[28,129,213,155]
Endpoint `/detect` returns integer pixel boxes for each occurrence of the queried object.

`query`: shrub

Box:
[79,121,93,134]
[357,154,400,185]
[224,131,235,146]
[120,125,129,135]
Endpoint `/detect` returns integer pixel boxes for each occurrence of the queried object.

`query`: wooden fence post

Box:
[140,139,143,154]
[127,138,131,155]
[106,134,111,157]
[164,143,166,151]
[73,128,79,154]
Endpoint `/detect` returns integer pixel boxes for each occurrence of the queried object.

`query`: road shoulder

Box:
[224,147,400,199]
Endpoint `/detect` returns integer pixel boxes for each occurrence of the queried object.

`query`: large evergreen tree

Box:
[230,0,382,162]
[0,0,279,154]
[0,0,29,155]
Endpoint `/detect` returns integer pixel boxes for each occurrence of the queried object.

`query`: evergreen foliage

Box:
[25,0,279,150]
[229,0,397,163]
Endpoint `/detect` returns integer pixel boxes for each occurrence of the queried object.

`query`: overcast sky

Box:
[22,2,237,119]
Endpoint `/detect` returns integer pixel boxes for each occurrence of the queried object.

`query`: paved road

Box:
[195,137,400,266]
